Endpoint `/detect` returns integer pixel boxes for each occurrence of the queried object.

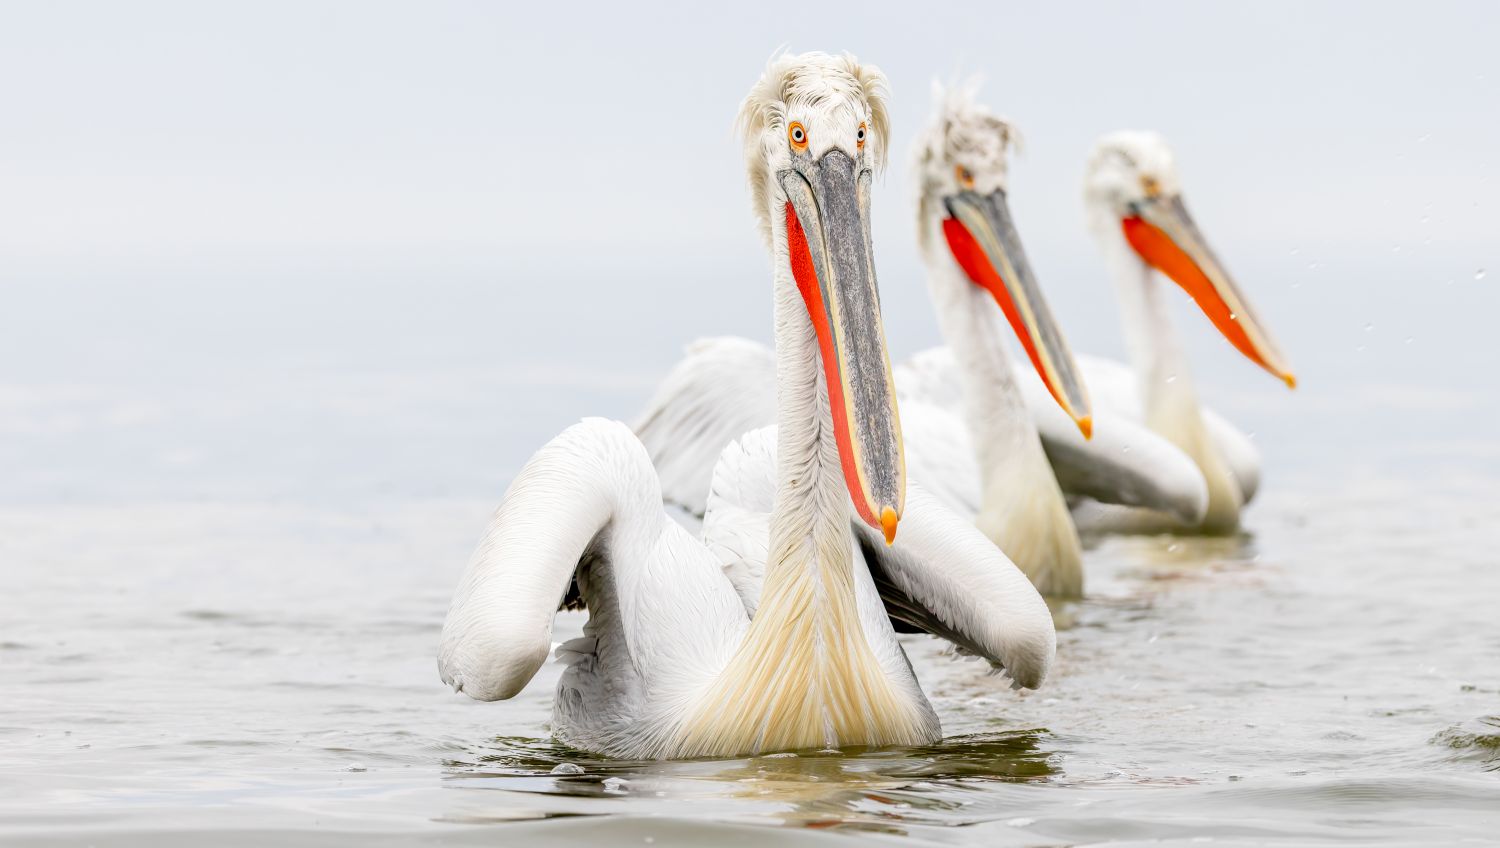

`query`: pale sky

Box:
[2,1,1495,262]
[1,2,1497,499]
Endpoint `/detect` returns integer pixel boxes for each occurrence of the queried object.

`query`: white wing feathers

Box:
[1071,354,1262,507]
[853,482,1055,688]
[900,345,1210,523]
[633,337,777,516]
[700,427,777,614]
[438,418,746,703]
[704,427,1054,689]
[1018,367,1210,525]
[1203,407,1261,504]
[893,399,984,519]
[632,339,1245,525]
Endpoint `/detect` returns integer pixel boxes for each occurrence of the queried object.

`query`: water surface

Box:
[2,345,1496,844]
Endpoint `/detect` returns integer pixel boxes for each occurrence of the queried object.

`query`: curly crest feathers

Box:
[735,51,890,246]
[911,79,1021,246]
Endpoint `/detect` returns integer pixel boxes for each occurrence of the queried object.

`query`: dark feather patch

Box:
[857,528,997,665]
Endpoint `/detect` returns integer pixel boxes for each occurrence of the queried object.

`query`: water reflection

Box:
[441,730,1057,832]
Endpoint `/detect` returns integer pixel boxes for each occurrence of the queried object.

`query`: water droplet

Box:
[1477,268,1487,280]
[1006,817,1036,828]
[1229,312,1237,320]
[1419,215,1430,224]
[347,762,366,772]
[1167,543,1181,553]
[551,762,584,775]
[603,776,630,792]
[1417,133,1431,143]
[1121,445,1131,454]
[1165,374,1177,384]
[1392,245,1401,253]
[1308,262,1321,270]
[1364,323,1374,332]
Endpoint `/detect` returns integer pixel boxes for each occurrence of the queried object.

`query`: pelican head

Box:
[913,83,1092,437]
[1085,131,1295,388]
[737,52,904,540]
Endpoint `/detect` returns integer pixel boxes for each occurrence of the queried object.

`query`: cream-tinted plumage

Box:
[1081,131,1276,532]
[635,85,1210,598]
[440,53,1054,760]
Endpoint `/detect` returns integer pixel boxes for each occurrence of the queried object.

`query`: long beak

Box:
[782,149,905,543]
[1123,194,1296,388]
[942,190,1093,438]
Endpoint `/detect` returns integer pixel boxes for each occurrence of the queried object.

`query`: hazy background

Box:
[3,5,1499,843]
[2,0,1497,509]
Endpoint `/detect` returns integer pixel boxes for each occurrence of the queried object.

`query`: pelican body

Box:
[635,87,1207,599]
[438,54,1054,761]
[1079,132,1295,533]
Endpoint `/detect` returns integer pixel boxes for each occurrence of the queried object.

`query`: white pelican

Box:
[439,53,1054,761]
[1073,131,1295,533]
[636,87,1208,598]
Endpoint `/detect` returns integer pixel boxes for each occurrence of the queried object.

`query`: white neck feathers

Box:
[919,215,1082,596]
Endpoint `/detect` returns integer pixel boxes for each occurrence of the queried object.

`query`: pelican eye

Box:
[856,122,867,149]
[956,165,975,189]
[1141,175,1161,198]
[788,121,808,151]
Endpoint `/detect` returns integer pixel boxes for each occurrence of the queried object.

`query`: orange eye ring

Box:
[955,165,975,189]
[856,122,867,150]
[788,121,808,152]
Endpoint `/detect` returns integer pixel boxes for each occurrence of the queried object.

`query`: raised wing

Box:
[893,399,984,520]
[633,337,778,516]
[438,418,746,705]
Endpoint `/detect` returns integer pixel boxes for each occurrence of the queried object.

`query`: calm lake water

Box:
[5,2,1500,841]
[1,256,1498,846]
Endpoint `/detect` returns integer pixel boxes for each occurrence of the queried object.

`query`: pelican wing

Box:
[1203,407,1261,504]
[439,419,747,707]
[1017,358,1209,524]
[897,345,1208,524]
[703,426,1053,690]
[853,482,1055,689]
[633,337,778,516]
[891,399,983,519]
[894,346,969,412]
[1069,354,1261,506]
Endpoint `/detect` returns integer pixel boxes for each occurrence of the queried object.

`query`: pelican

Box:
[636,86,1207,598]
[1070,131,1295,533]
[439,53,1054,761]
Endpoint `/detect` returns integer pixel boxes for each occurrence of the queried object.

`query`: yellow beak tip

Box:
[880,507,899,546]
[1283,373,1298,390]
[1077,415,1093,440]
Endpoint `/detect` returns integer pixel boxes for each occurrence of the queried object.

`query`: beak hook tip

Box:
[1283,373,1298,390]
[880,507,899,546]
[1077,415,1094,441]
